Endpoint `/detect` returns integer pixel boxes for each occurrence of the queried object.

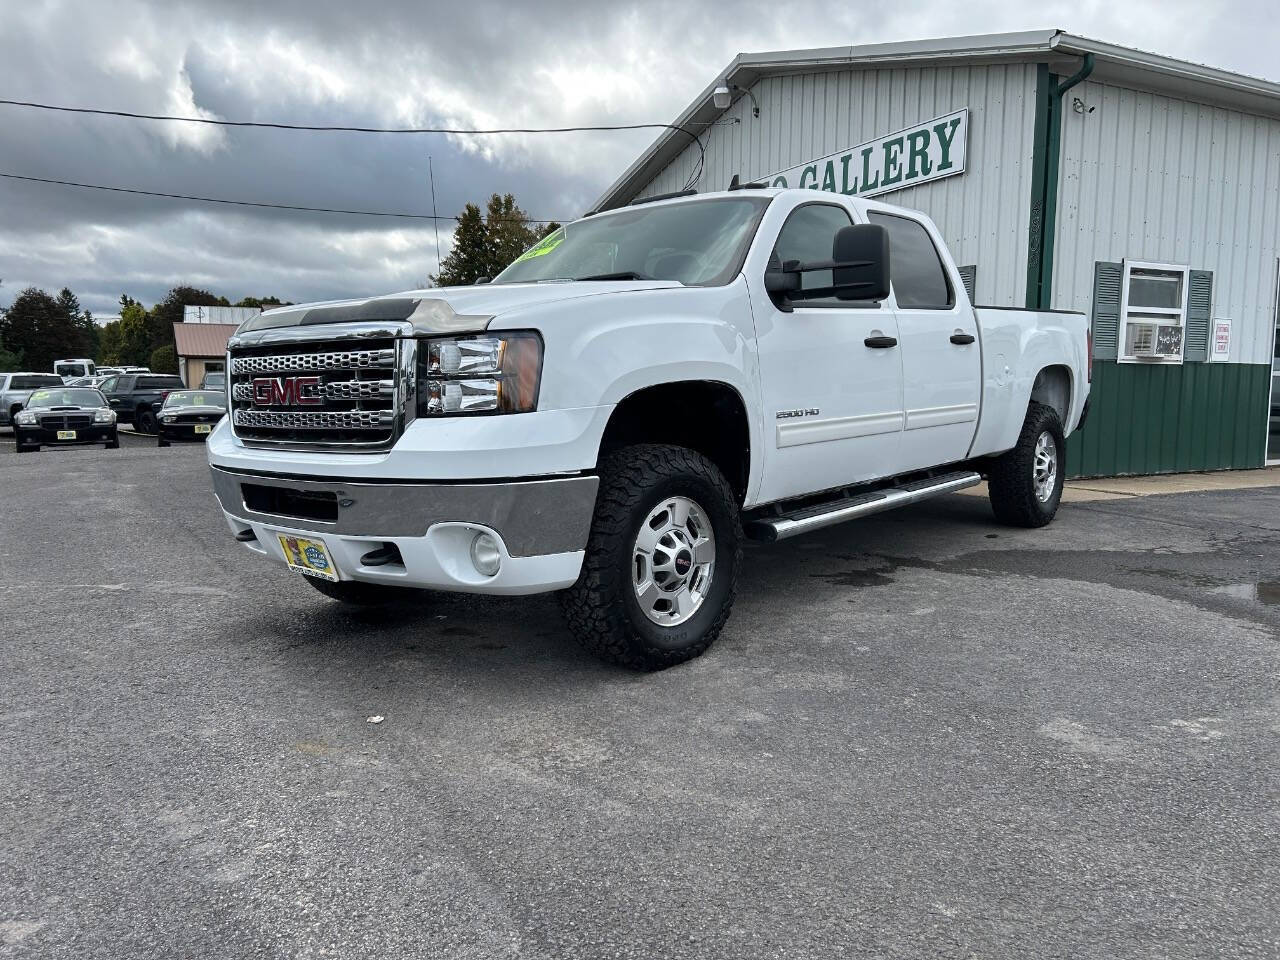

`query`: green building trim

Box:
[1068,362,1270,478]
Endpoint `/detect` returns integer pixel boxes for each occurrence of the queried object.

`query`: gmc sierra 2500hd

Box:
[208,188,1090,669]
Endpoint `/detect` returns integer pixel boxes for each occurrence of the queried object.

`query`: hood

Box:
[237,280,684,336]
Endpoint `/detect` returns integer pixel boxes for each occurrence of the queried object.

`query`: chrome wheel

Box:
[1033,430,1058,502]
[631,495,716,626]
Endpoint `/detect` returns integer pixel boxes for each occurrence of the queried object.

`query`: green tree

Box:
[235,296,288,308]
[0,333,20,370]
[0,287,85,372]
[54,287,97,359]
[431,194,555,286]
[148,286,228,356]
[112,301,153,366]
[149,344,178,375]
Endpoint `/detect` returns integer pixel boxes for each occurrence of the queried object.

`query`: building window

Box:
[1119,261,1190,363]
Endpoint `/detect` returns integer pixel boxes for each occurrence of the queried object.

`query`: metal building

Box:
[597,30,1280,477]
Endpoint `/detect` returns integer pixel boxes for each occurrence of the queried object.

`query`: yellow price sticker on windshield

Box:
[514,228,565,263]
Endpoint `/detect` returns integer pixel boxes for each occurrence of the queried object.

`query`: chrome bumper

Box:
[209,466,599,557]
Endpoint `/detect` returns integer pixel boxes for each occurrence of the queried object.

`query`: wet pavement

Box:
[1,444,1278,959]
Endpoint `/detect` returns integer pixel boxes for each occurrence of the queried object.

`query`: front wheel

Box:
[157,436,170,448]
[135,410,157,434]
[560,444,741,671]
[987,401,1065,527]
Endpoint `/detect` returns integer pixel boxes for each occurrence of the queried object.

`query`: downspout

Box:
[1025,53,1095,309]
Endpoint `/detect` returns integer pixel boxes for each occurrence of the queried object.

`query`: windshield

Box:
[164,391,226,408]
[202,373,225,386]
[27,388,106,408]
[493,197,770,286]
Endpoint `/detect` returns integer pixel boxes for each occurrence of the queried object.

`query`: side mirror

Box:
[832,224,891,302]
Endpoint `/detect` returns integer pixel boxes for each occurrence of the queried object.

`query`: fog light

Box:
[470,532,502,577]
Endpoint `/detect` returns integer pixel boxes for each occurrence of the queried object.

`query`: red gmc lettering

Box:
[252,376,323,406]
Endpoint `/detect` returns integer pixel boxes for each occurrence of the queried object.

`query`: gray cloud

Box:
[2,0,1276,315]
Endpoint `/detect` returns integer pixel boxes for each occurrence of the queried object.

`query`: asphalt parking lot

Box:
[2,440,1278,959]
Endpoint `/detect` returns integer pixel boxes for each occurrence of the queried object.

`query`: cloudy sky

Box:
[2,0,1276,316]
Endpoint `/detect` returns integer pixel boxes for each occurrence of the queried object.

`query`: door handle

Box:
[950,332,976,345]
[864,335,898,349]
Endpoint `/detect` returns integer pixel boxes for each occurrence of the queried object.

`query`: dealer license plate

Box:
[193,424,211,434]
[57,430,77,440]
[278,534,339,581]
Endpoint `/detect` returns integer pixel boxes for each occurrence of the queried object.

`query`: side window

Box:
[867,212,954,309]
[99,376,118,394]
[772,204,854,308]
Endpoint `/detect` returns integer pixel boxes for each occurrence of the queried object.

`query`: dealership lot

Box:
[2,442,1277,959]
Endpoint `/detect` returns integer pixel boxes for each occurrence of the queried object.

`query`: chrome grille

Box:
[228,336,402,449]
[231,348,396,375]
[233,409,393,430]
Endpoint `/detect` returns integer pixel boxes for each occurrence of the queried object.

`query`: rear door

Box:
[752,200,904,503]
[866,210,981,471]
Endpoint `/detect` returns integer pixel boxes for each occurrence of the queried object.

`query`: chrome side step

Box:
[744,470,982,542]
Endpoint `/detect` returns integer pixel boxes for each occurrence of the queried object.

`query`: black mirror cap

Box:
[764,269,800,296]
[833,224,891,301]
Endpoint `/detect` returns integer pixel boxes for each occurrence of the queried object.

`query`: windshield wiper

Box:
[575,271,655,282]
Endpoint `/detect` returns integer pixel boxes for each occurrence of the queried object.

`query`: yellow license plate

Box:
[57,430,77,440]
[277,534,339,581]
[193,424,212,434]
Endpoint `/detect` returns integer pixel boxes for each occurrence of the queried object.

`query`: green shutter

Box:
[957,265,977,303]
[1091,261,1122,360]
[1184,270,1213,362]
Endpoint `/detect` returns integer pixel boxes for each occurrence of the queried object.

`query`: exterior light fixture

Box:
[712,85,731,109]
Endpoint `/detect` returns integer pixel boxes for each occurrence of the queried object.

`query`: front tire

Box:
[987,401,1065,527]
[157,436,170,448]
[136,410,157,434]
[561,444,741,671]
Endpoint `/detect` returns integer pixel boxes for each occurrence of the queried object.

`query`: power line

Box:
[0,96,707,190]
[0,172,566,223]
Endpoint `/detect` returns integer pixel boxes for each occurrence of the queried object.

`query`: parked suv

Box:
[98,373,185,433]
[1,373,67,427]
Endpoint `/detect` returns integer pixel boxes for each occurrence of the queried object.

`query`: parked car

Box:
[54,358,97,382]
[98,373,185,433]
[0,372,66,427]
[157,389,227,447]
[97,367,124,378]
[199,371,226,390]
[208,188,1091,670]
[12,386,118,452]
[67,375,108,388]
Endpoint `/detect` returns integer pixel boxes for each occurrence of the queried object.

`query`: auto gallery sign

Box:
[765,109,968,198]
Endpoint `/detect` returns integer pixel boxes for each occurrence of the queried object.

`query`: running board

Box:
[744,471,983,542]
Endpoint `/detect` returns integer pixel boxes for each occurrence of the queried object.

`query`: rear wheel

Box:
[560,444,741,670]
[304,576,417,607]
[987,401,1065,527]
[136,410,157,434]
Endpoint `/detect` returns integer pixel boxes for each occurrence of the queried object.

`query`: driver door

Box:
[752,201,905,504]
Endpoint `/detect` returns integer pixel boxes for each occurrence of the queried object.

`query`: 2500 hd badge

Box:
[209,187,1089,670]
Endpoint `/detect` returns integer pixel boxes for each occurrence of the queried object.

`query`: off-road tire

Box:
[304,576,414,607]
[560,443,742,671]
[988,401,1065,528]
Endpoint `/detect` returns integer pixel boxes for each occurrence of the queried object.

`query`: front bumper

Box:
[210,466,598,595]
[16,424,116,444]
[159,422,216,442]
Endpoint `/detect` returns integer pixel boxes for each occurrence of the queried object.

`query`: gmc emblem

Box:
[252,376,323,406]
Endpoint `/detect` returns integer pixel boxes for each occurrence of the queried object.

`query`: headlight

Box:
[416,332,542,416]
[94,409,116,423]
[14,410,36,425]
[159,414,174,422]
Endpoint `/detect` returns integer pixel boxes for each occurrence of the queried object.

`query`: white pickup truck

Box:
[208,188,1090,669]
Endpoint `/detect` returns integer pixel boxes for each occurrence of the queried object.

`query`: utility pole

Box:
[428,156,442,278]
